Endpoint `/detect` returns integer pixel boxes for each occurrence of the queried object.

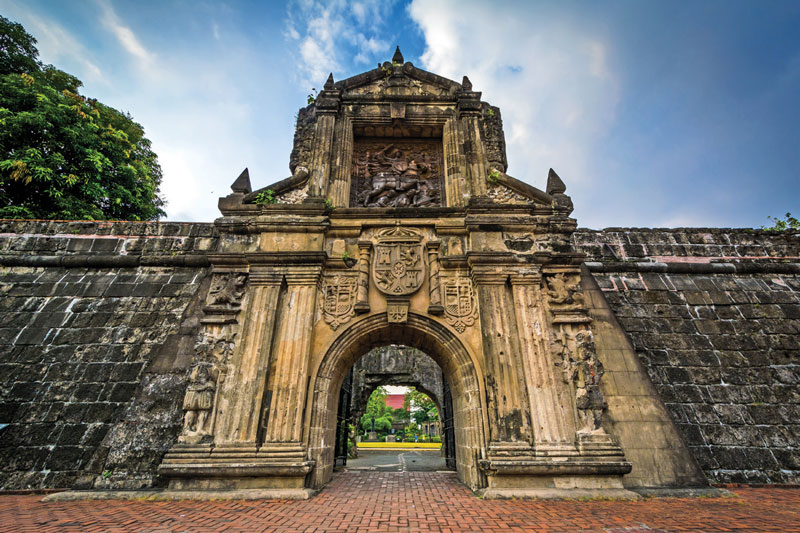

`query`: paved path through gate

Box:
[2,472,799,532]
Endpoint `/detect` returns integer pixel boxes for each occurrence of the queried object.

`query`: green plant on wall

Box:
[763,212,799,231]
[487,168,501,184]
[253,189,277,205]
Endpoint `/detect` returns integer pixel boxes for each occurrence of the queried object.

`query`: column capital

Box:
[284,266,322,286]
[249,268,283,286]
[426,240,442,251]
[509,268,542,286]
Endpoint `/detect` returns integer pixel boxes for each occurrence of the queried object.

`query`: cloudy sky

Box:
[2,0,798,228]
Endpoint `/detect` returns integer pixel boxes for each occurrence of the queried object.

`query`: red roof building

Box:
[385,394,405,410]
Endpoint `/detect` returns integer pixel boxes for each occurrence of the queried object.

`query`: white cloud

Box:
[408,0,620,221]
[286,0,394,88]
[96,0,155,68]
[0,0,104,84]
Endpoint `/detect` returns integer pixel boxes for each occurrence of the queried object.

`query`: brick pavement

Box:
[2,472,799,532]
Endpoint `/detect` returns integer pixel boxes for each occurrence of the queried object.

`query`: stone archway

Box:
[306,312,488,491]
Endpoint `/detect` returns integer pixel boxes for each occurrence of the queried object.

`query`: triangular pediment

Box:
[336,62,463,99]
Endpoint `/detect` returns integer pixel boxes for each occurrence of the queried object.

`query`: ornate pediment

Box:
[336,50,462,100]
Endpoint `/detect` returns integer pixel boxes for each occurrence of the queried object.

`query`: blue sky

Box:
[1,0,798,228]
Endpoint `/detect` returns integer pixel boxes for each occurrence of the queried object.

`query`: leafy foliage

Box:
[253,189,277,205]
[0,16,165,220]
[763,212,799,231]
[359,386,395,434]
[404,387,439,425]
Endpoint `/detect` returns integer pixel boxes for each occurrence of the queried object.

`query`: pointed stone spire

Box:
[462,76,472,91]
[546,168,566,195]
[231,168,251,194]
[392,46,404,64]
[324,73,335,90]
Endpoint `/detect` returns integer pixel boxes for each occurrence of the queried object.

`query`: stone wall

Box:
[0,220,217,489]
[1,221,798,489]
[574,228,800,484]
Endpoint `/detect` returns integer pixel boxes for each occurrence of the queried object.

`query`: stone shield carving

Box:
[372,226,425,296]
[442,274,478,333]
[320,274,358,330]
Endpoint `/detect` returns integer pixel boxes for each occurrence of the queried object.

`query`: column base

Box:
[159,443,313,491]
[479,439,632,499]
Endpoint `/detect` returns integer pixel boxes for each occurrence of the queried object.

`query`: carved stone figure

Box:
[372,226,425,296]
[207,273,248,309]
[320,275,358,330]
[180,364,216,442]
[570,328,607,434]
[351,140,443,207]
[442,274,478,333]
[546,273,584,309]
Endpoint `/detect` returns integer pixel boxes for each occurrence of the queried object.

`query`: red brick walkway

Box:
[2,472,799,532]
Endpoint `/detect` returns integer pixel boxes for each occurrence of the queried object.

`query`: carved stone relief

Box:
[372,226,425,296]
[350,139,444,207]
[487,182,530,205]
[319,274,358,330]
[442,272,478,333]
[569,328,607,434]
[546,273,584,310]
[275,186,309,204]
[180,328,236,444]
[206,273,248,310]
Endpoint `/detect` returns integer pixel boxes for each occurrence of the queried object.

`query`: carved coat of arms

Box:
[442,274,478,333]
[320,275,357,330]
[372,226,425,296]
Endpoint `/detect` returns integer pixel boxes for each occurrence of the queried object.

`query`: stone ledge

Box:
[41,488,316,501]
[478,487,642,500]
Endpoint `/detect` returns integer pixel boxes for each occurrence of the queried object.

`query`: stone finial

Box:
[231,168,251,194]
[462,76,473,91]
[324,73,335,90]
[392,46,404,64]
[546,168,566,195]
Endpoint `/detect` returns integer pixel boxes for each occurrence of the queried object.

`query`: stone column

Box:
[354,241,371,313]
[214,270,282,450]
[328,115,353,207]
[426,240,443,315]
[259,267,320,461]
[471,267,532,447]
[510,272,577,456]
[307,80,341,198]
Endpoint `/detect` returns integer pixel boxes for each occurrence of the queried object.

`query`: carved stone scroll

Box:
[372,226,425,296]
[442,272,478,333]
[487,182,530,205]
[320,274,358,330]
[350,139,444,207]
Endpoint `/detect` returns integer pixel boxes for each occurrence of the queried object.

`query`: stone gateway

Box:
[1,48,798,497]
[154,49,700,498]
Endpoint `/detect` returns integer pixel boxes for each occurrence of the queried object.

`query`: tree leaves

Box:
[0,15,165,221]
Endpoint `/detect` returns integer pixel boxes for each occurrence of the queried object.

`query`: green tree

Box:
[763,213,799,231]
[360,387,395,435]
[404,387,439,425]
[0,16,165,220]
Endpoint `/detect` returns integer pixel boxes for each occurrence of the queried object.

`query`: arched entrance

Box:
[306,312,488,490]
